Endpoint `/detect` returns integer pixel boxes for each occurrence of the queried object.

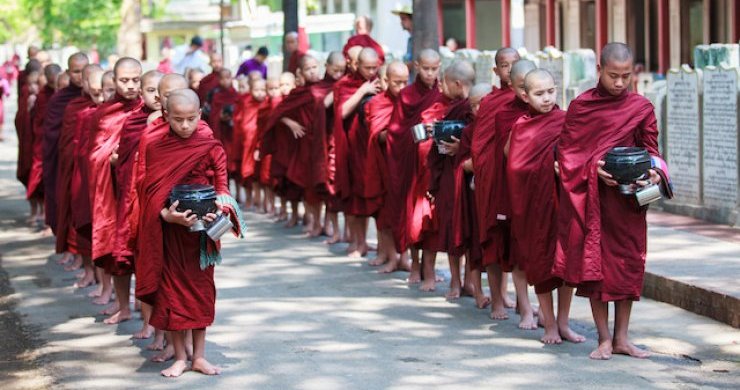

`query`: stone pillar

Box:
[357,0,371,17]
[668,0,681,69]
[327,0,335,13]
[563,0,581,51]
[610,0,627,43]
[341,0,350,13]
[523,2,540,52]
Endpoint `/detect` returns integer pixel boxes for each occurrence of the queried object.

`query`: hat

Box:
[190,36,204,47]
[391,3,413,16]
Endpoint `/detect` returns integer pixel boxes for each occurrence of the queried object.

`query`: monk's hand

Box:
[203,201,224,223]
[284,118,306,139]
[161,201,198,227]
[462,158,474,173]
[254,149,261,161]
[636,169,662,187]
[425,191,435,204]
[596,160,618,187]
[554,161,560,177]
[362,79,381,95]
[441,136,461,156]
[110,145,119,166]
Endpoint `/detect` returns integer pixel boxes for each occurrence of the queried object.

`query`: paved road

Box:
[0,97,738,390]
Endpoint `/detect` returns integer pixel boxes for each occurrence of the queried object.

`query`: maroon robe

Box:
[196,71,220,107]
[452,122,483,270]
[55,95,96,254]
[42,84,84,231]
[287,50,307,74]
[237,95,271,182]
[470,87,515,266]
[208,86,239,168]
[256,96,282,187]
[364,91,398,230]
[507,108,566,293]
[26,85,54,200]
[71,106,100,256]
[386,78,441,252]
[333,73,382,216]
[15,84,34,187]
[343,34,386,64]
[553,83,662,302]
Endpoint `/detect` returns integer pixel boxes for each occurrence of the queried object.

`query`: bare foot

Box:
[93,294,113,306]
[152,345,175,362]
[490,303,509,320]
[103,310,131,325]
[192,357,222,376]
[75,270,85,279]
[74,274,96,289]
[559,326,586,343]
[285,215,298,228]
[589,340,613,360]
[541,327,563,345]
[379,259,402,274]
[133,324,154,339]
[504,295,516,309]
[64,257,83,272]
[435,275,444,282]
[518,311,538,330]
[445,286,461,301]
[420,279,436,292]
[613,340,651,359]
[88,286,103,298]
[160,359,188,377]
[368,256,387,266]
[307,226,323,238]
[475,295,491,309]
[347,248,368,258]
[99,302,119,315]
[407,272,421,285]
[324,235,341,245]
[57,252,73,265]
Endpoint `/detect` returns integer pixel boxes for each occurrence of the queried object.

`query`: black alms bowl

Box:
[433,120,466,143]
[169,184,218,217]
[603,147,651,184]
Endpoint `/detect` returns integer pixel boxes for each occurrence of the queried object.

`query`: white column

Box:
[669,0,681,67]
[327,0,335,13]
[375,0,408,55]
[523,2,541,52]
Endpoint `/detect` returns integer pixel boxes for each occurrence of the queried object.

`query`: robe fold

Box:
[197,71,220,108]
[507,108,566,293]
[55,95,96,254]
[237,95,271,182]
[470,87,515,266]
[71,107,100,249]
[136,123,236,331]
[452,122,483,270]
[208,87,239,172]
[386,78,440,252]
[364,91,398,229]
[333,73,382,216]
[342,34,386,64]
[552,83,663,302]
[89,95,144,273]
[256,96,282,187]
[42,84,83,231]
[15,84,34,188]
[26,85,55,200]
[313,76,339,209]
[111,106,154,270]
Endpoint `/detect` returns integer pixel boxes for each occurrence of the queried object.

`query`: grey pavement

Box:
[0,95,739,390]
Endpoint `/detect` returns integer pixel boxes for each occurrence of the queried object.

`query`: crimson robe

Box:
[452,122,483,270]
[333,73,382,216]
[89,95,144,273]
[256,96,283,187]
[552,83,663,302]
[208,87,239,169]
[287,50,307,74]
[136,123,239,331]
[238,96,272,182]
[55,95,96,254]
[313,76,340,209]
[42,84,84,231]
[26,85,55,200]
[507,108,566,293]
[386,78,441,252]
[470,87,515,266]
[197,71,220,107]
[364,91,398,230]
[342,34,386,64]
[70,106,100,256]
[15,84,34,187]
[111,106,154,270]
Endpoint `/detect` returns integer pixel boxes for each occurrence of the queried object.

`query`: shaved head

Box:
[166,88,200,112]
[327,51,345,67]
[524,68,554,93]
[358,48,379,64]
[56,72,70,91]
[494,48,519,66]
[68,52,89,67]
[386,60,409,96]
[348,46,363,62]
[44,64,62,84]
[600,42,633,67]
[160,73,188,91]
[219,68,232,78]
[113,57,142,77]
[67,52,89,88]
[471,83,492,99]
[142,70,164,85]
[418,49,441,63]
[444,60,475,86]
[387,61,408,78]
[510,59,537,82]
[285,31,299,53]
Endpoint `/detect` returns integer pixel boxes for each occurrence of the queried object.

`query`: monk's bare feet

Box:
[307,226,323,238]
[285,215,298,228]
[93,293,112,306]
[192,357,222,376]
[504,295,516,309]
[541,325,563,344]
[379,258,404,273]
[475,295,491,309]
[324,235,341,245]
[73,274,95,289]
[407,269,421,284]
[57,252,73,265]
[490,303,509,320]
[368,255,387,266]
[161,359,188,377]
[103,310,131,325]
[99,302,119,315]
[88,285,103,298]
[147,332,166,350]
[348,244,368,258]
[518,311,538,330]
[133,324,154,339]
[613,340,651,359]
[420,279,436,292]
[558,325,586,343]
[589,340,613,360]
[445,286,461,301]
[64,257,83,272]
[152,344,175,362]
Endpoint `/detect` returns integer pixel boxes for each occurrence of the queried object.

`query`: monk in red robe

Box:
[207,69,240,199]
[196,52,223,109]
[253,77,284,216]
[385,49,441,284]
[188,68,205,92]
[506,68,585,345]
[470,47,520,319]
[238,79,270,210]
[285,31,306,74]
[56,62,101,276]
[342,16,386,65]
[333,48,383,257]
[137,89,245,377]
[102,71,116,101]
[15,61,41,221]
[88,57,144,324]
[553,43,668,360]
[365,61,408,272]
[268,72,300,224]
[56,72,70,91]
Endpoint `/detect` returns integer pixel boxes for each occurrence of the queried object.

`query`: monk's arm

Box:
[341,81,378,118]
[324,92,334,108]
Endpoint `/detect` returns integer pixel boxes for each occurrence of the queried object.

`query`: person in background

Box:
[237,46,269,79]
[175,36,209,74]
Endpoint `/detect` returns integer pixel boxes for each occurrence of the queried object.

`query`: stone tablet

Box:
[537,50,566,107]
[666,66,702,205]
[702,66,739,208]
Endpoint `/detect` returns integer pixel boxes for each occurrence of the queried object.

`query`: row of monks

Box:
[13,38,667,376]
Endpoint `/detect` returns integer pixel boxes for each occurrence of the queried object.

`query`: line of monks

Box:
[12,37,669,377]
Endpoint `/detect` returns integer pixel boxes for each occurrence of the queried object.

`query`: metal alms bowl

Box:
[168,184,218,219]
[602,147,652,185]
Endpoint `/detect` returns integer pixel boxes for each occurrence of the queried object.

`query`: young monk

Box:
[88,57,144,324]
[15,60,42,201]
[386,49,442,285]
[137,88,245,377]
[506,69,585,344]
[207,69,240,200]
[470,47,521,319]
[271,71,298,223]
[333,48,382,257]
[364,60,408,272]
[188,68,205,92]
[23,66,50,227]
[56,72,70,91]
[196,52,224,110]
[553,43,670,359]
[454,83,492,309]
[238,78,270,209]
[43,55,89,240]
[253,77,284,215]
[102,71,116,101]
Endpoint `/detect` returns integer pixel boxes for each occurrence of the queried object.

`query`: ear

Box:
[520,90,530,104]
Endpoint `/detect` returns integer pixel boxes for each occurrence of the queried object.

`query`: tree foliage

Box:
[0,0,32,43]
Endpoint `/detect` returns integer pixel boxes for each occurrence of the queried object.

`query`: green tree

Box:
[0,0,32,43]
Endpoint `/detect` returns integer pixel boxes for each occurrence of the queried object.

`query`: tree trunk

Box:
[412,0,440,61]
[283,0,299,71]
[117,0,143,59]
